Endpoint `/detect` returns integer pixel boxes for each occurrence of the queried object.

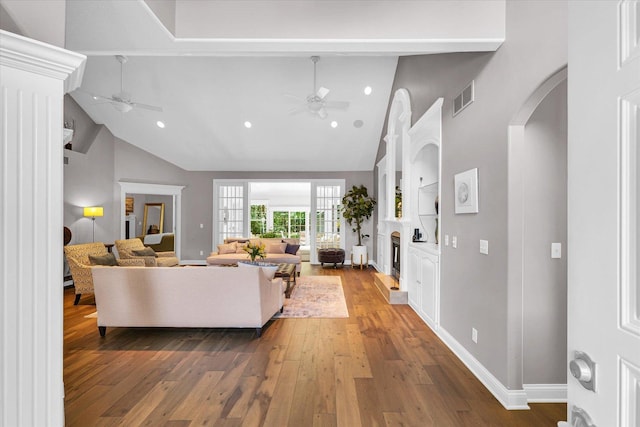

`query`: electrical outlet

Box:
[445,234,449,246]
[472,328,478,343]
[199,250,204,256]
[452,236,457,248]
[200,223,204,229]
[551,242,561,259]
[480,239,489,255]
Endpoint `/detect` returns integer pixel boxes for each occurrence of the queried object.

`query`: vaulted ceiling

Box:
[59,0,505,172]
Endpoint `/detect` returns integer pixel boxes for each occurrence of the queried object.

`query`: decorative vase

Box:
[351,245,368,269]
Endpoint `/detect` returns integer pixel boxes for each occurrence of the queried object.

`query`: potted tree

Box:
[341,184,376,268]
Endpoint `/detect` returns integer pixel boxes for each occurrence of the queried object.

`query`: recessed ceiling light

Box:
[353,120,364,128]
[156,121,165,128]
[364,86,372,95]
[244,121,252,128]
[331,121,338,128]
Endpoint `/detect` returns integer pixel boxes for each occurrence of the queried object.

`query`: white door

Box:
[567,2,640,425]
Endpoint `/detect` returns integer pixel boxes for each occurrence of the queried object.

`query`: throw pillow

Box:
[237,261,278,280]
[217,242,237,254]
[132,247,157,257]
[88,252,118,266]
[284,243,300,255]
[236,242,249,254]
[266,243,287,254]
[228,238,249,243]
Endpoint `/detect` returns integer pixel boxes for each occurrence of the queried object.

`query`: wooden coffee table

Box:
[274,263,297,298]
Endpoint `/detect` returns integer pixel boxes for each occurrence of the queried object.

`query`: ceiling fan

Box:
[287,56,350,119]
[83,55,163,113]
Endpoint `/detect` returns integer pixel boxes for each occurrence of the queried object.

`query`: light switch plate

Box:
[480,239,489,255]
[551,242,562,258]
[445,235,449,246]
[452,236,457,248]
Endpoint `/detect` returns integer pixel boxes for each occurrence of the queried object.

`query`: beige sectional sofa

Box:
[91,265,285,337]
[206,238,302,273]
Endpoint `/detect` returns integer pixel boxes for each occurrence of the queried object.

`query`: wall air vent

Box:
[453,80,475,117]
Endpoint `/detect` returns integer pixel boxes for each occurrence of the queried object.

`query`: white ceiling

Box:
[61,0,505,172]
[250,182,311,207]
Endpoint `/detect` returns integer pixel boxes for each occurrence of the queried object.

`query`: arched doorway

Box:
[507,67,568,401]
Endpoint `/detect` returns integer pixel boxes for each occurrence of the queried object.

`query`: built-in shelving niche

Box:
[408,99,443,245]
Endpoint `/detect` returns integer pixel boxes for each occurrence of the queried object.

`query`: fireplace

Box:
[391,232,400,283]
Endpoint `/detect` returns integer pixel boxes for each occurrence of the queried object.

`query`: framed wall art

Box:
[454,168,478,214]
[125,197,134,215]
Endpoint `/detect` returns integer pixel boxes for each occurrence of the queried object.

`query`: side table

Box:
[274,263,297,298]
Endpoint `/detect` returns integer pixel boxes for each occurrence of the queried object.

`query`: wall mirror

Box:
[143,203,164,235]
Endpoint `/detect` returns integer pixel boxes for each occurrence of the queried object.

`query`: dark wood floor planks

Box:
[64,264,566,426]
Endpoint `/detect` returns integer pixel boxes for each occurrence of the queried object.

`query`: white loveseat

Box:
[206,238,302,273]
[91,265,284,337]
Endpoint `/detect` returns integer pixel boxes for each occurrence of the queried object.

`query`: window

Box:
[250,204,267,236]
[273,210,307,238]
[216,184,244,244]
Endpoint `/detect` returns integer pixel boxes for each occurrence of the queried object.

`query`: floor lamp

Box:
[84,206,103,242]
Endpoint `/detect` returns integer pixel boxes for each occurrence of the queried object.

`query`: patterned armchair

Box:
[115,238,180,267]
[64,242,144,305]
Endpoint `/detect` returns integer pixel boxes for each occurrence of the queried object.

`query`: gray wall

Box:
[63,126,117,245]
[523,80,567,384]
[114,139,373,261]
[374,0,567,388]
[64,123,373,260]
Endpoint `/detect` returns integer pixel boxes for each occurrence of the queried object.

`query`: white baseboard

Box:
[523,384,567,403]
[437,327,530,410]
[180,259,207,265]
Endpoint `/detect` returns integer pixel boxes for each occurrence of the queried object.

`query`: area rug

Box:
[274,276,348,318]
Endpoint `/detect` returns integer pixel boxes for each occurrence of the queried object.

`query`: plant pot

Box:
[351,245,368,269]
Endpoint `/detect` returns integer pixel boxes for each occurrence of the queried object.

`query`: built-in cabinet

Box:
[377,92,442,330]
[407,243,440,330]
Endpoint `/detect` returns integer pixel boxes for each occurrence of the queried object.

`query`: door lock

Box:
[571,406,596,427]
[569,351,596,392]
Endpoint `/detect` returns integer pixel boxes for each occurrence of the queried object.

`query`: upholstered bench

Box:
[318,248,345,268]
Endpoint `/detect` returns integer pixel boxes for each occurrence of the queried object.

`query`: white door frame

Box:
[119,182,184,260]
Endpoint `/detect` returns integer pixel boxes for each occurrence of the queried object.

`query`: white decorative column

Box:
[0,30,85,426]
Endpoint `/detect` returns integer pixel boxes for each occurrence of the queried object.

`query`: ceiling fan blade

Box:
[317,108,328,119]
[289,106,309,115]
[284,93,306,102]
[324,100,350,110]
[78,90,114,103]
[317,86,330,99]
[132,102,163,112]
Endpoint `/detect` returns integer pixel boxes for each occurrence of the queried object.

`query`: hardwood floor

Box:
[64,265,566,426]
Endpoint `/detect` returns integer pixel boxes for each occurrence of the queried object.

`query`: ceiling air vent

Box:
[453,80,474,117]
